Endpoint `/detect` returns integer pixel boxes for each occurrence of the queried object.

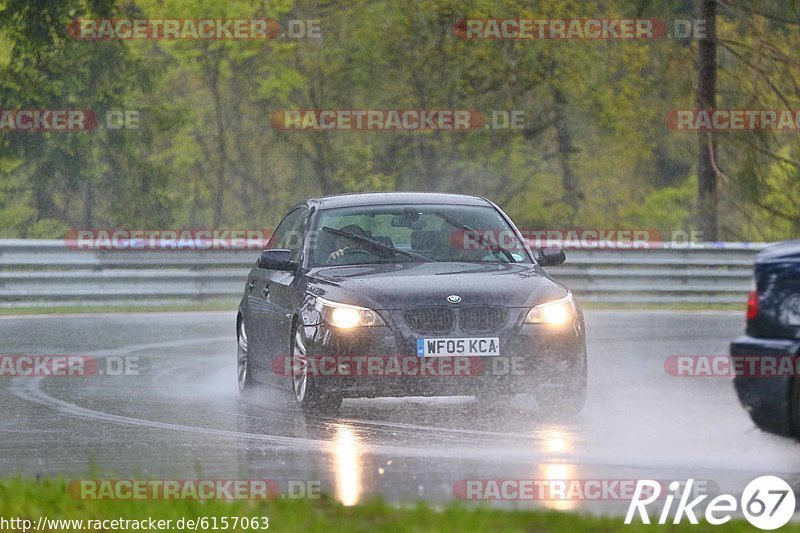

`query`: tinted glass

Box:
[308,204,530,267]
[268,207,308,261]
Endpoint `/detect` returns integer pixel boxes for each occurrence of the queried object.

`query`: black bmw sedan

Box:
[237,193,587,415]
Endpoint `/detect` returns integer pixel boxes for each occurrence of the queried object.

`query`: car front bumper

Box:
[299,309,586,398]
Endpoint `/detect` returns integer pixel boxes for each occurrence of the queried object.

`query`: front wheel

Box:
[291,324,342,415]
[537,353,587,417]
[237,317,255,393]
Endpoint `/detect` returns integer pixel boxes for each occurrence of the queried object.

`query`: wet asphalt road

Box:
[1,310,798,515]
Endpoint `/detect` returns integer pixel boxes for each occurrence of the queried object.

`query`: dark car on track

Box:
[236,193,587,415]
[731,239,800,437]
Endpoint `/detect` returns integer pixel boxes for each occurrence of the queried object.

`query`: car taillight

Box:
[746,290,758,320]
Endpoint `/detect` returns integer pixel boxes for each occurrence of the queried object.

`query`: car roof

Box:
[301,192,491,210]
[756,238,800,263]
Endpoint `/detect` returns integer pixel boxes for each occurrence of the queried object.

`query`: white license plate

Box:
[416,337,500,357]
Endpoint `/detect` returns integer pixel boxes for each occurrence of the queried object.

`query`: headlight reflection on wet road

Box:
[332,423,363,506]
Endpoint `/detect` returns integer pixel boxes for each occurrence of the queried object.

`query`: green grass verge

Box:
[0,478,795,532]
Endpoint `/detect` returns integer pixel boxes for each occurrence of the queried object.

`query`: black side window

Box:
[269,207,308,261]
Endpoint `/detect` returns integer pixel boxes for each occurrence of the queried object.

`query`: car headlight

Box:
[315,297,385,328]
[524,294,575,325]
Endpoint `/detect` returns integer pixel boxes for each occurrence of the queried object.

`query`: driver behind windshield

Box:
[327,224,370,262]
[310,205,530,267]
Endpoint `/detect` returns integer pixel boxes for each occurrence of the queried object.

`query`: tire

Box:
[237,316,256,393]
[290,323,343,416]
[537,352,587,417]
[734,375,793,436]
[791,376,800,439]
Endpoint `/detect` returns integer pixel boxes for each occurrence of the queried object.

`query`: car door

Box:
[247,207,308,382]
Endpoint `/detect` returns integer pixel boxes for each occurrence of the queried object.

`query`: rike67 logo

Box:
[625,476,795,530]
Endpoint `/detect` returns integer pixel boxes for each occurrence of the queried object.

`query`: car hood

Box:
[304,262,568,310]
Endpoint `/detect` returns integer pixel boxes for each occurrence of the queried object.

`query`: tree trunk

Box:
[697,0,718,241]
[553,87,581,219]
[208,55,228,228]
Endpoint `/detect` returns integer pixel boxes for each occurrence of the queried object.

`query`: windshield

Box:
[308,204,530,267]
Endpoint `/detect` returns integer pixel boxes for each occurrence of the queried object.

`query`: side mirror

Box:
[257,249,296,271]
[535,246,566,267]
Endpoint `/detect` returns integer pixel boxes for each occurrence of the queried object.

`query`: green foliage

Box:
[0,477,795,532]
[0,0,797,240]
[621,177,695,232]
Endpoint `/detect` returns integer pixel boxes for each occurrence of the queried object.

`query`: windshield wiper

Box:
[321,226,434,262]
[433,211,516,263]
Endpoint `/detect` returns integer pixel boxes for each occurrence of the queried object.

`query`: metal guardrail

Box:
[0,240,769,307]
